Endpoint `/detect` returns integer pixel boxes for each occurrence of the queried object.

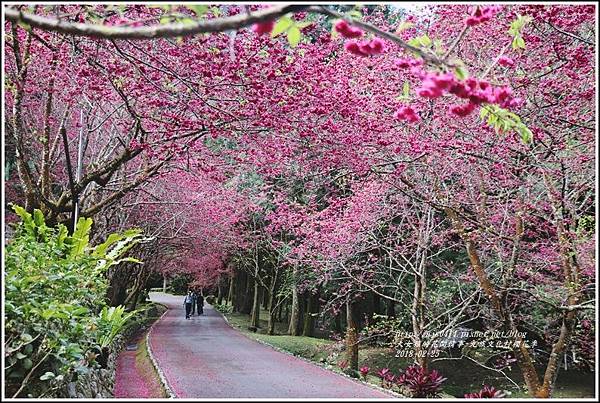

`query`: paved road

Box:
[148,292,393,398]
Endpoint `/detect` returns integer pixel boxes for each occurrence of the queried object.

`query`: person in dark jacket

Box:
[191,291,197,316]
[183,290,194,319]
[196,291,204,315]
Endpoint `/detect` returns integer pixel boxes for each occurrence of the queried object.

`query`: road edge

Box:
[213,305,402,399]
[146,303,177,399]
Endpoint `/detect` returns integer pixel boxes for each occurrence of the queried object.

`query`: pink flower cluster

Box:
[398,69,524,117]
[449,103,476,117]
[498,55,515,67]
[394,57,422,69]
[395,105,420,123]
[416,72,455,98]
[252,20,275,36]
[465,6,502,26]
[344,38,386,57]
[334,20,363,38]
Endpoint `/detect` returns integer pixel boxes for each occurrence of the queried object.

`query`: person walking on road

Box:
[184,290,194,319]
[196,291,204,316]
[191,291,197,316]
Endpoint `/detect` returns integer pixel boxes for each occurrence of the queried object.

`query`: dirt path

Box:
[147,292,393,398]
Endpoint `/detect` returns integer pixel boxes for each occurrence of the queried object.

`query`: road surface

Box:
[148,292,393,398]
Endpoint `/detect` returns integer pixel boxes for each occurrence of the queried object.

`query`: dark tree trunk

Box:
[373,292,381,315]
[233,269,246,313]
[345,297,359,376]
[302,292,314,337]
[242,274,254,315]
[386,299,396,318]
[217,280,224,305]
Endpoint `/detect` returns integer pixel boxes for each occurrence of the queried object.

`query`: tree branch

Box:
[4,5,308,39]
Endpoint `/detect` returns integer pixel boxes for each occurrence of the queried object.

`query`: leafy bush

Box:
[168,273,194,295]
[4,205,144,397]
[465,385,505,398]
[97,306,137,348]
[213,303,233,314]
[396,364,447,398]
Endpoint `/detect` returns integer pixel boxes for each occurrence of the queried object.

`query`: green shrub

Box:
[213,303,233,314]
[4,205,145,397]
[167,274,193,295]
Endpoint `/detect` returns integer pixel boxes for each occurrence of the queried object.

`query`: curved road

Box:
[148,292,393,398]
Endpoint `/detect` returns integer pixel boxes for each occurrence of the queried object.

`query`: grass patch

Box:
[135,335,167,398]
[223,310,334,362]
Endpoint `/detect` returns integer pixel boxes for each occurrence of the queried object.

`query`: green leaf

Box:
[71,307,89,316]
[33,209,45,228]
[454,65,469,80]
[287,26,302,48]
[12,205,34,235]
[396,20,413,33]
[57,224,68,248]
[113,257,144,265]
[419,35,432,47]
[20,334,33,343]
[22,358,33,370]
[93,233,124,257]
[403,81,410,98]
[210,6,221,17]
[348,9,362,19]
[296,21,313,29]
[69,217,93,258]
[407,37,421,47]
[480,106,489,119]
[40,372,55,381]
[515,36,526,49]
[188,5,208,17]
[177,17,196,26]
[271,16,293,37]
[518,125,533,144]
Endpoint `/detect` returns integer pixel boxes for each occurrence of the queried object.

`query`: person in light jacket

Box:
[183,290,194,319]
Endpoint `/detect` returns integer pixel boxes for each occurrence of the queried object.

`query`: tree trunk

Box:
[302,292,314,337]
[242,274,253,315]
[267,291,276,335]
[217,280,224,305]
[227,272,235,306]
[250,281,261,329]
[372,292,381,315]
[233,269,246,313]
[334,310,343,333]
[288,282,301,336]
[267,266,280,335]
[412,251,428,370]
[277,297,284,322]
[445,207,543,396]
[345,297,359,376]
